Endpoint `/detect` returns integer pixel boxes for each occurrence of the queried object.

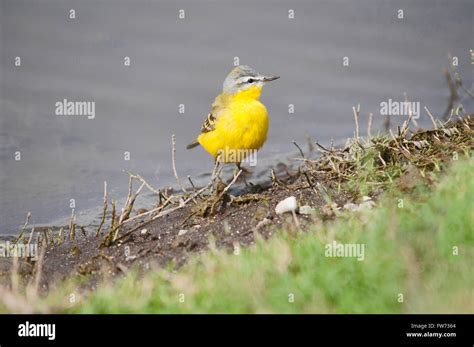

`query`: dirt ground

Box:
[3,116,471,291]
[0,161,352,291]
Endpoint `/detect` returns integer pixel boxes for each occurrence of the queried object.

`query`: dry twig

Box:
[96,181,108,237]
[171,134,187,193]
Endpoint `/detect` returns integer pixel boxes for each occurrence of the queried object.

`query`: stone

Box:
[275,196,298,215]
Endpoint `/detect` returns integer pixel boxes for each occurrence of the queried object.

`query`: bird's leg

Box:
[236,162,252,188]
[237,162,252,174]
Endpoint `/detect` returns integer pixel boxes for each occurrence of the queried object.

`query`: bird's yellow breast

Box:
[198,86,269,162]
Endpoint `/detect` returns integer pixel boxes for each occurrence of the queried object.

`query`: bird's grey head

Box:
[222,65,279,95]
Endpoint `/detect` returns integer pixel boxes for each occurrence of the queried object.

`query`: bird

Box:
[186,65,279,171]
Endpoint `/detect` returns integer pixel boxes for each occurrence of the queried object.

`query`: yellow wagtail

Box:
[186,65,279,170]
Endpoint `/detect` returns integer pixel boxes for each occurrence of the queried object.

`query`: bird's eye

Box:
[247,78,255,83]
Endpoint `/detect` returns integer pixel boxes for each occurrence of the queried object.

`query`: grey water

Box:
[1,0,473,234]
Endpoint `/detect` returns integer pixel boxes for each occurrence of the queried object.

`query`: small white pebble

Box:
[178,229,188,236]
[275,196,298,215]
[140,229,148,235]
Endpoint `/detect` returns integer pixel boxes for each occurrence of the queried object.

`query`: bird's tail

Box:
[186,140,200,150]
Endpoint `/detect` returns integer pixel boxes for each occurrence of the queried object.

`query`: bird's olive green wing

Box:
[186,93,229,150]
[200,93,229,133]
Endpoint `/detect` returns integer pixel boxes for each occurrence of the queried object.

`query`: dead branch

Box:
[118,181,145,224]
[352,104,360,139]
[69,209,76,240]
[17,212,31,243]
[171,134,187,194]
[127,172,161,196]
[187,175,196,191]
[367,112,373,138]
[95,181,108,237]
[292,141,305,158]
[424,106,438,129]
[107,159,223,246]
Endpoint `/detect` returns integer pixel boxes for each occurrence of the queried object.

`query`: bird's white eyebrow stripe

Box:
[238,76,264,83]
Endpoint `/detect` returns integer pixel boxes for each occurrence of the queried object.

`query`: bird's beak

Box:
[263,75,280,82]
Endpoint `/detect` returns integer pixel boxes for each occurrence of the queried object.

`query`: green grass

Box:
[64,157,473,314]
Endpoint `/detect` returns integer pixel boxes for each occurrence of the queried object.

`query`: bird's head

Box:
[222,65,279,96]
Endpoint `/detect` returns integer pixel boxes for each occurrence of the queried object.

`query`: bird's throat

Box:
[233,86,263,101]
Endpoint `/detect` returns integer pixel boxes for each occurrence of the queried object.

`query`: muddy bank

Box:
[0,153,351,290]
[0,116,472,291]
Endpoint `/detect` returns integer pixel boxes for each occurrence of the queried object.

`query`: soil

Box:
[0,161,352,291]
[3,115,471,292]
